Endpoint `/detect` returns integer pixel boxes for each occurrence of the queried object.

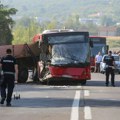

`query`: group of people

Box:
[94,51,116,87]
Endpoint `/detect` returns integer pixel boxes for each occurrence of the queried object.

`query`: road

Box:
[0,73,120,120]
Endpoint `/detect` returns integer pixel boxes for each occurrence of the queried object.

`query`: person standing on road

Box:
[103,51,115,87]
[0,48,18,106]
[94,52,102,73]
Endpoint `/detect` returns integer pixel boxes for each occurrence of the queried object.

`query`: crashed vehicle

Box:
[32,29,93,85]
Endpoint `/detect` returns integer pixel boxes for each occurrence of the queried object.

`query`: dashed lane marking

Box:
[84,90,90,97]
[84,90,92,120]
[70,90,81,120]
[84,106,92,120]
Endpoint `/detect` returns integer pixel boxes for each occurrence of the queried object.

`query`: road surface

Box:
[0,73,120,120]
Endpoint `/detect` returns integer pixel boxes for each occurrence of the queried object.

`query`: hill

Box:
[1,0,120,22]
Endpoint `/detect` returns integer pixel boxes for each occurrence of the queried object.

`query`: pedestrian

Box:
[0,48,18,106]
[103,51,115,87]
[94,52,102,73]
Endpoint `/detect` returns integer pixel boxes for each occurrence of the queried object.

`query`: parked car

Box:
[100,54,120,74]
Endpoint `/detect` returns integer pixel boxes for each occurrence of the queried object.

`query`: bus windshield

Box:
[91,44,106,56]
[90,36,107,57]
[47,35,90,65]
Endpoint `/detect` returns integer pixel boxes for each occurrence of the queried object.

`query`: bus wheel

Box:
[18,67,28,83]
[81,80,86,85]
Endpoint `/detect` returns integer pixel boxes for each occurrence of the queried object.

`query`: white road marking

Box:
[84,90,90,97]
[84,106,92,120]
[49,85,69,88]
[84,90,92,119]
[77,86,82,89]
[70,90,81,120]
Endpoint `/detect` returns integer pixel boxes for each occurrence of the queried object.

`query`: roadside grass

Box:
[106,36,120,51]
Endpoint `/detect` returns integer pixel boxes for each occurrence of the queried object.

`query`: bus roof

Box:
[89,36,106,44]
[32,30,89,43]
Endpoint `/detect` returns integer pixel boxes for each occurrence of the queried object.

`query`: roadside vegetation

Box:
[0,1,120,51]
[106,36,120,51]
[0,2,17,45]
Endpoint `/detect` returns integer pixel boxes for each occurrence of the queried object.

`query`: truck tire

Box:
[18,67,28,83]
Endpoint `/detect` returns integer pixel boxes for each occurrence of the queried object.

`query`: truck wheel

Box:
[18,67,28,83]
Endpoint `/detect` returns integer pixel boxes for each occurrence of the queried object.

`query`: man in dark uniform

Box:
[0,48,18,106]
[103,51,115,87]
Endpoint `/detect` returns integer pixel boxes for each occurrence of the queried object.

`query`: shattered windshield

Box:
[47,35,90,65]
[51,43,89,65]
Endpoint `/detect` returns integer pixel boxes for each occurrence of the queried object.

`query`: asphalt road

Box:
[0,73,120,120]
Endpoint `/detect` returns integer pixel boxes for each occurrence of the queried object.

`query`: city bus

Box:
[89,36,109,72]
[33,30,93,85]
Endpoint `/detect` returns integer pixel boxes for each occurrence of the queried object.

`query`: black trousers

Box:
[105,68,115,85]
[1,74,15,103]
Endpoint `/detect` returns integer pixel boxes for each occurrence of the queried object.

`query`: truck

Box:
[89,36,109,72]
[0,42,40,83]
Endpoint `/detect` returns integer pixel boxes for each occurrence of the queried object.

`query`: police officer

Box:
[103,51,115,87]
[0,48,18,106]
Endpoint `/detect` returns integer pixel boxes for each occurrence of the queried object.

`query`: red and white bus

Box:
[89,36,109,72]
[33,30,93,85]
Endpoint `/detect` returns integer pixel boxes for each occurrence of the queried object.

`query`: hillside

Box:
[1,0,120,22]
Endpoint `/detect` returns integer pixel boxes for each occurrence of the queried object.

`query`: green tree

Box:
[63,14,81,30]
[13,17,43,44]
[0,2,17,45]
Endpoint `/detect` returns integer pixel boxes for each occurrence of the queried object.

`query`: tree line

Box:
[0,2,120,49]
[0,2,17,45]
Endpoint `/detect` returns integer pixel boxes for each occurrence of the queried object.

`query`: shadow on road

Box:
[6,96,120,108]
[86,80,120,87]
[81,98,120,107]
